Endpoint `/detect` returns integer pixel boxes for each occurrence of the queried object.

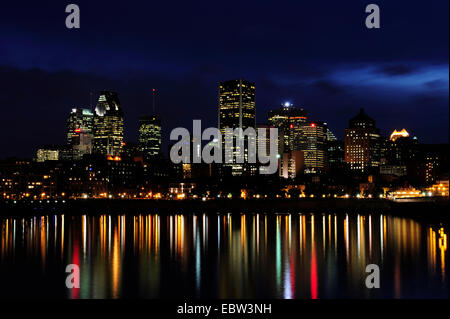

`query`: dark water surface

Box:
[0,212,448,298]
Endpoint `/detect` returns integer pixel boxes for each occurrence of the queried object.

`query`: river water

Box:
[0,212,448,298]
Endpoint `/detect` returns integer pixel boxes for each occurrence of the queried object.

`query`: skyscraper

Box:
[92,91,124,156]
[67,108,93,160]
[218,79,256,176]
[344,108,381,172]
[416,144,449,185]
[138,115,161,160]
[279,150,304,179]
[268,102,307,154]
[379,129,419,180]
[256,123,271,157]
[300,121,327,173]
[383,129,418,166]
[327,140,345,172]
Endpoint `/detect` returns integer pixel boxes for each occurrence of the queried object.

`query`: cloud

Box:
[424,79,447,89]
[377,65,416,76]
[312,80,345,95]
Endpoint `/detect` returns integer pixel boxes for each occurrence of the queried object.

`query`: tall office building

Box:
[256,123,271,157]
[67,108,93,160]
[123,141,140,159]
[92,91,124,156]
[324,125,344,171]
[383,129,418,166]
[279,150,304,179]
[326,126,337,142]
[218,79,256,176]
[300,121,327,173]
[416,144,449,184]
[268,102,307,154]
[344,108,381,172]
[327,140,345,172]
[138,115,161,160]
[379,129,419,180]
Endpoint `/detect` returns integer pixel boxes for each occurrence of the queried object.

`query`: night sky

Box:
[0,1,448,159]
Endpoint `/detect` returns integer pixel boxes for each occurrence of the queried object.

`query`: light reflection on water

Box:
[0,212,448,299]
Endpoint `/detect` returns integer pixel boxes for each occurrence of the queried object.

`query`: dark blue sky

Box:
[0,0,448,158]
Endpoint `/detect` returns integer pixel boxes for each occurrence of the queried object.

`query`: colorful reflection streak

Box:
[0,213,448,299]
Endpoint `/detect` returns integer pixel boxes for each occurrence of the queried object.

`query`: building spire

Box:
[152,88,156,114]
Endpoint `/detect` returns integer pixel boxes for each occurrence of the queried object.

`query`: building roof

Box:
[349,108,376,128]
[94,91,122,116]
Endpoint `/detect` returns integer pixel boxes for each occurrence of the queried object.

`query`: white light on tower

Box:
[284,102,291,107]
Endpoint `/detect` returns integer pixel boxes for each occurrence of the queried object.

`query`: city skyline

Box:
[0,2,448,304]
[0,1,448,159]
[0,83,447,162]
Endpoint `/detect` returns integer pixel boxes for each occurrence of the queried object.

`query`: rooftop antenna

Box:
[152,88,156,114]
[90,91,93,109]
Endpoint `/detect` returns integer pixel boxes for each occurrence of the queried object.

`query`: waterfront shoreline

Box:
[1,198,447,222]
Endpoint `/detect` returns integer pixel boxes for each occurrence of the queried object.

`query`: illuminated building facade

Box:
[424,156,439,184]
[138,115,161,160]
[67,108,93,160]
[256,123,273,155]
[218,79,256,176]
[268,104,327,174]
[326,126,337,142]
[426,181,449,197]
[344,108,381,172]
[0,159,56,200]
[268,103,307,154]
[169,182,196,199]
[416,144,449,185]
[256,123,278,174]
[300,121,327,173]
[390,128,410,142]
[58,155,138,198]
[379,165,407,177]
[412,144,448,185]
[93,91,124,156]
[279,150,304,179]
[36,146,60,162]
